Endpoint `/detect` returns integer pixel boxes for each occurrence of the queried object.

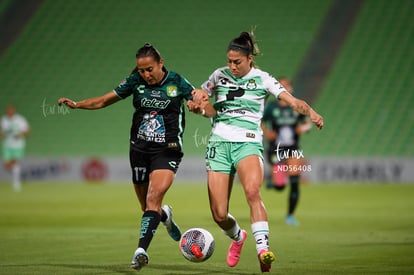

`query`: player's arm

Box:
[19,126,30,138]
[191,89,209,103]
[187,89,216,117]
[278,91,324,129]
[57,91,121,110]
[187,98,216,117]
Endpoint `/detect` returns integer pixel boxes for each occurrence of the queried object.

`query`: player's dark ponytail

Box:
[136,43,162,62]
[131,43,163,74]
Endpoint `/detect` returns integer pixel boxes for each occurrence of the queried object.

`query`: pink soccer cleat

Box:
[226,229,247,267]
[258,249,276,272]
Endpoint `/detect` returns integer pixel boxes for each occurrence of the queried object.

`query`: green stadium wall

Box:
[0,0,413,183]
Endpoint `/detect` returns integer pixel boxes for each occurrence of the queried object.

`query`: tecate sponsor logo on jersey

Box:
[141,98,171,109]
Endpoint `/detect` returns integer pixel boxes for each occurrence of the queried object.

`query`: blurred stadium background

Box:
[0,0,413,183]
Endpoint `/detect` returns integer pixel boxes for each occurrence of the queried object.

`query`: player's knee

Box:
[243,185,261,203]
[211,210,228,224]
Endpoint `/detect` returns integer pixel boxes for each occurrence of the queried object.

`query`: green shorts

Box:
[205,141,263,175]
[3,146,25,161]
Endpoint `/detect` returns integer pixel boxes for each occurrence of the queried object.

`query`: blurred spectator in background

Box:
[0,104,30,192]
[261,77,312,226]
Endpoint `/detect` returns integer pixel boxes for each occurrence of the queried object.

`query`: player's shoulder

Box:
[209,66,229,76]
[166,70,193,86]
[119,72,142,86]
[250,67,276,80]
[166,70,184,82]
[14,114,27,121]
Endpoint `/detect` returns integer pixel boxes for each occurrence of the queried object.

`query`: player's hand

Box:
[310,111,323,130]
[191,89,209,104]
[187,100,203,114]
[58,98,78,109]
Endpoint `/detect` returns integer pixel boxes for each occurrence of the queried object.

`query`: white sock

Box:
[12,164,21,192]
[251,221,270,253]
[223,214,242,242]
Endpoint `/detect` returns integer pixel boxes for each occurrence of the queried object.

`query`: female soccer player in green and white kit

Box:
[58,43,213,271]
[190,31,323,272]
[0,104,30,192]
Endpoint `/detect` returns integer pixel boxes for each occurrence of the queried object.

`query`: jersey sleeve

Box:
[113,74,136,99]
[201,69,220,97]
[263,73,287,99]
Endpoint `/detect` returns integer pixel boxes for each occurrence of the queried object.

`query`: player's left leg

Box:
[237,153,275,272]
[6,148,24,192]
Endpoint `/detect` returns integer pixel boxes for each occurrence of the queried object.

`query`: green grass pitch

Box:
[0,182,413,274]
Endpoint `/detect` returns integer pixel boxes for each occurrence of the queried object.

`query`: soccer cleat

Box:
[285,215,299,226]
[130,247,149,271]
[258,249,275,272]
[161,205,181,241]
[226,229,247,267]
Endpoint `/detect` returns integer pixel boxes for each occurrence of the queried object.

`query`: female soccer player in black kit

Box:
[58,43,213,271]
[261,77,312,226]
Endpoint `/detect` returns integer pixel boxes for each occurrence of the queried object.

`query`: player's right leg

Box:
[236,149,276,273]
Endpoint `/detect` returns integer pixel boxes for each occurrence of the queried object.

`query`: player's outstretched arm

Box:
[58,91,121,110]
[279,91,324,130]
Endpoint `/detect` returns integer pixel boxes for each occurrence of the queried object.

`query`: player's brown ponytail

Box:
[227,30,260,68]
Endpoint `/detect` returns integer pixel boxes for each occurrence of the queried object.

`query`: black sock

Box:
[288,175,300,215]
[138,210,161,251]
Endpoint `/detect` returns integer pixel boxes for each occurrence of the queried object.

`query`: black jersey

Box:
[262,100,306,150]
[114,67,194,153]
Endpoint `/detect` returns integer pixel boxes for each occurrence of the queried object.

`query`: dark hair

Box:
[131,43,162,74]
[227,32,257,56]
[136,43,162,63]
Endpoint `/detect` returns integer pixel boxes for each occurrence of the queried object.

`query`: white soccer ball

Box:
[179,228,215,262]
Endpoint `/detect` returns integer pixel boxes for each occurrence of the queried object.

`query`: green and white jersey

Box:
[0,114,29,149]
[201,66,286,143]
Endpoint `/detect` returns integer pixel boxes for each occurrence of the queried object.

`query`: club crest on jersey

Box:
[246,79,257,90]
[166,86,178,97]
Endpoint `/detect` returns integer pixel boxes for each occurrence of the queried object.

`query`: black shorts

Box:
[129,149,183,184]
